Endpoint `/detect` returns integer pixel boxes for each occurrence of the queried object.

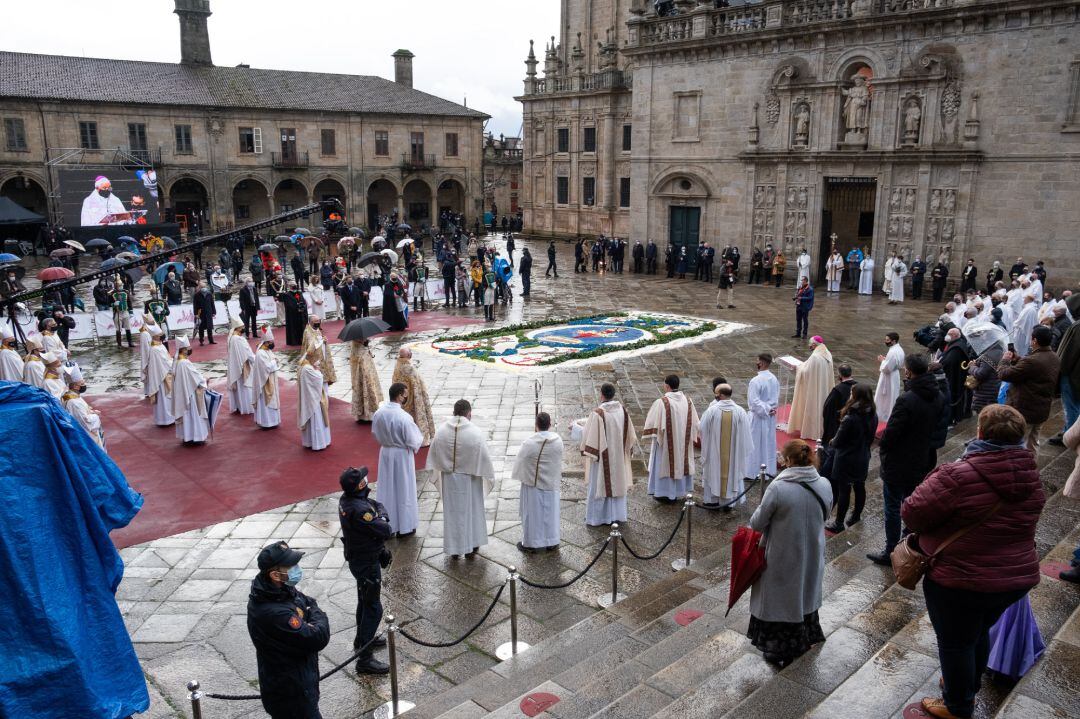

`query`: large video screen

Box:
[57,168,161,228]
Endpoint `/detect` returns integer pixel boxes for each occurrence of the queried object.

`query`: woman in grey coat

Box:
[747,439,832,666]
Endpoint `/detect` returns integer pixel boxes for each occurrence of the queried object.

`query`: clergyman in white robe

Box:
[796,251,811,287]
[1011,299,1039,358]
[888,261,908,303]
[643,384,700,501]
[146,328,175,426]
[825,253,844,293]
[874,341,906,423]
[426,408,494,557]
[513,419,564,550]
[226,322,255,415]
[297,357,331,451]
[0,329,23,382]
[746,363,779,477]
[372,396,424,535]
[788,340,834,441]
[858,257,874,295]
[138,320,156,397]
[580,394,638,525]
[171,339,210,443]
[699,387,754,508]
[882,256,896,295]
[251,330,281,429]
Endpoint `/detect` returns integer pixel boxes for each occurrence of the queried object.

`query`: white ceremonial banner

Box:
[257,296,278,322]
[69,313,96,341]
[169,305,197,331]
[213,301,229,326]
[369,286,383,307]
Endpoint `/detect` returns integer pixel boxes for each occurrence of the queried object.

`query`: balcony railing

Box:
[125,147,162,166]
[401,153,437,171]
[272,151,309,168]
[529,69,632,96]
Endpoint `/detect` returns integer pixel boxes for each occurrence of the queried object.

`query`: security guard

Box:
[247,541,330,719]
[338,466,394,675]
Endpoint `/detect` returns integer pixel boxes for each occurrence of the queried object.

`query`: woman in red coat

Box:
[902,404,1045,719]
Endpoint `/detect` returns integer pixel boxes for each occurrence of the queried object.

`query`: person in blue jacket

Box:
[793,276,815,339]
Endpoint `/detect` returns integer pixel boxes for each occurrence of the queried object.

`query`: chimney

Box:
[175,0,213,66]
[392,49,415,88]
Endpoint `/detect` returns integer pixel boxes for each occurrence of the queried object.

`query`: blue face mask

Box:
[285,565,303,586]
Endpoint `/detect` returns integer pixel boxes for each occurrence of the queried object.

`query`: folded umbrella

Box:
[37,267,75,282]
[50,248,75,258]
[338,317,390,342]
[63,240,86,252]
[84,238,111,250]
[726,525,767,616]
[0,252,21,263]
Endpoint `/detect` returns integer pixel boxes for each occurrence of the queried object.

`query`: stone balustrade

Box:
[527,69,632,97]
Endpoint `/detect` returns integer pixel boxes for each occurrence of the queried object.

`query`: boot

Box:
[115,331,122,348]
[354,654,389,675]
[126,330,134,348]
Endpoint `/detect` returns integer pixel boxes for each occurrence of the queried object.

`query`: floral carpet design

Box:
[417,312,747,371]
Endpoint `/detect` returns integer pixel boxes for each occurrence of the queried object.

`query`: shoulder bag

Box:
[890,500,1002,590]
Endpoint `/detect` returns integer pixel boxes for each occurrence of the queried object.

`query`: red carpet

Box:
[95,381,428,549]
[774,404,886,448]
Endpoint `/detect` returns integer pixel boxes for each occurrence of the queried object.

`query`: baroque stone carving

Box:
[902,97,922,146]
[841,75,871,144]
[765,94,781,125]
[792,102,811,147]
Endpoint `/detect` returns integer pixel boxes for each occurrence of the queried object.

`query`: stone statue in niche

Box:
[792,103,810,147]
[944,189,956,213]
[766,213,775,233]
[785,212,796,234]
[754,186,765,207]
[841,74,871,144]
[786,188,797,207]
[902,98,922,145]
[901,216,913,239]
[888,216,899,237]
[926,217,939,241]
[890,188,902,213]
[941,218,954,241]
[939,246,951,265]
[766,187,776,207]
[754,211,765,232]
[796,214,807,235]
[904,188,916,214]
[930,189,942,214]
[797,187,808,209]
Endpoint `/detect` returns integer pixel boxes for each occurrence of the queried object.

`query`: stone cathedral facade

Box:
[520,0,1080,285]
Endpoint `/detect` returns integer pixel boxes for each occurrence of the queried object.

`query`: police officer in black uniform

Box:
[338,466,394,675]
[247,541,330,719]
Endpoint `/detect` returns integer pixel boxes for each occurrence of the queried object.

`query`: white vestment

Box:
[581,400,637,525]
[825,254,844,292]
[309,286,327,320]
[297,361,331,450]
[426,416,495,555]
[1025,279,1043,306]
[0,347,23,382]
[883,257,896,294]
[43,374,66,400]
[997,302,1015,330]
[875,343,906,422]
[226,332,255,415]
[796,253,811,286]
[372,401,424,534]
[1011,304,1039,357]
[746,370,779,477]
[138,328,154,396]
[251,348,281,428]
[858,258,874,294]
[699,399,753,506]
[80,190,126,226]
[1007,289,1024,317]
[513,430,564,548]
[889,262,908,302]
[171,357,209,443]
[41,332,67,363]
[22,357,45,387]
[643,391,700,500]
[788,344,834,440]
[64,392,105,449]
[146,342,175,426]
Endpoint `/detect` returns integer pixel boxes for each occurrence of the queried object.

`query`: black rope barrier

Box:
[701,477,762,511]
[619,507,686,561]
[397,582,506,648]
[204,632,382,701]
[519,537,612,590]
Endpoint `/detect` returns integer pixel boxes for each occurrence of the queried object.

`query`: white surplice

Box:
[825,254,844,292]
[796,253,811,286]
[875,343,906,423]
[138,327,154,396]
[251,347,281,428]
[146,342,175,426]
[226,332,255,415]
[788,344,834,441]
[22,356,45,388]
[40,331,68,363]
[882,256,896,294]
[746,369,779,477]
[699,399,753,506]
[858,258,875,295]
[309,286,327,320]
[372,401,424,534]
[581,400,637,525]
[171,357,209,443]
[0,347,23,382]
[63,391,105,449]
[1011,303,1039,357]
[426,416,495,555]
[643,391,699,500]
[297,361,331,450]
[513,430,564,548]
[888,262,908,302]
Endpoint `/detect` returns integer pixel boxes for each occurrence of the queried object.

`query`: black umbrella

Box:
[0,264,26,280]
[274,235,292,244]
[258,243,278,253]
[356,251,384,269]
[338,317,389,342]
[348,227,366,238]
[125,268,145,284]
[371,237,387,251]
[161,236,178,250]
[85,238,111,250]
[100,257,126,272]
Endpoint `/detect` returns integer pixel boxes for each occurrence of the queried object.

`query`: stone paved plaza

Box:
[77,237,1079,718]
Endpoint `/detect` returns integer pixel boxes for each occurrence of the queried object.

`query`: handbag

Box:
[891,500,1002,590]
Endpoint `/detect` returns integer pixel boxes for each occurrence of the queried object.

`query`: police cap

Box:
[257,541,305,571]
[340,466,369,492]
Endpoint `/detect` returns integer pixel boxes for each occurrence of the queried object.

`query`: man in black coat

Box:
[701,243,715,283]
[940,328,972,425]
[519,248,533,297]
[545,241,558,278]
[338,276,362,322]
[357,273,372,318]
[279,282,309,345]
[247,541,330,719]
[506,235,516,267]
[665,244,675,278]
[645,240,658,274]
[931,262,949,302]
[441,258,457,307]
[192,282,216,345]
[338,467,393,674]
[238,280,260,338]
[909,256,927,300]
[290,253,307,291]
[960,258,978,293]
[867,354,948,565]
[821,364,857,446]
[574,238,585,273]
[631,240,644,274]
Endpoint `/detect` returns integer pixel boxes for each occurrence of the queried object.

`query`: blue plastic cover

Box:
[0,381,148,718]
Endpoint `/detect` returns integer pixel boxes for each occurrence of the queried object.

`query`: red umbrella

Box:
[726,525,767,616]
[37,267,75,282]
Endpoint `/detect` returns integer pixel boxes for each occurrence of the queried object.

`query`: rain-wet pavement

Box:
[51,236,1078,718]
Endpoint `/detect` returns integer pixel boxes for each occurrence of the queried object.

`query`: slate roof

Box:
[0,51,488,119]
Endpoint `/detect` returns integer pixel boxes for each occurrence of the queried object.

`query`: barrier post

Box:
[759,464,768,502]
[187,680,203,719]
[597,524,627,608]
[373,615,415,719]
[671,493,695,571]
[495,567,531,660]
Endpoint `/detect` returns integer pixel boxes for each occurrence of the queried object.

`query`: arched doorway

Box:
[273,179,308,214]
[169,177,209,234]
[1,176,47,216]
[232,178,271,223]
[402,179,432,226]
[437,178,465,218]
[366,179,398,231]
[313,178,347,223]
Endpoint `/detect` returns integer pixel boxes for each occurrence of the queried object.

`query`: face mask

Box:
[77,386,87,394]
[285,565,303,586]
[266,343,275,350]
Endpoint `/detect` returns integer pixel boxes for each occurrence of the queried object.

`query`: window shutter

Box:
[253,127,263,154]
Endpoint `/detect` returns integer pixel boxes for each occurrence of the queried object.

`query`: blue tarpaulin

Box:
[0,381,148,718]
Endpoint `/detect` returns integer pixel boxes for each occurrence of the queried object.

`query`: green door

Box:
[669,206,701,270]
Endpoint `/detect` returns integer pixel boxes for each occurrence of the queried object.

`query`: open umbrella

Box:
[161,236,178,250]
[379,249,398,265]
[63,240,86,252]
[962,320,1009,357]
[300,235,324,250]
[338,317,390,342]
[725,525,767,616]
[337,237,357,251]
[0,253,20,264]
[348,227,366,238]
[395,238,414,250]
[274,235,293,244]
[125,268,145,284]
[0,265,26,281]
[99,258,126,272]
[396,223,413,233]
[84,238,111,250]
[356,251,383,269]
[115,251,138,262]
[153,261,186,284]
[50,248,75,258]
[371,237,388,251]
[37,267,74,282]
[117,235,136,245]
[258,243,278,253]
[293,227,311,236]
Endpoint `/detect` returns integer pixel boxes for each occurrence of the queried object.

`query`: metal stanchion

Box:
[374,614,414,719]
[187,680,203,719]
[495,566,531,660]
[534,379,542,417]
[671,493,695,571]
[597,523,627,608]
[759,464,768,502]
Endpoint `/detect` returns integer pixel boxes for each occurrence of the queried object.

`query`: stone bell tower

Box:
[175,0,213,66]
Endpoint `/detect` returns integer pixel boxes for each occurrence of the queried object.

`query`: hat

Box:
[94,176,111,189]
[256,541,305,571]
[64,365,83,384]
[25,335,42,351]
[1,325,13,342]
[229,316,244,331]
[148,324,164,337]
[810,335,824,345]
[259,326,275,343]
[41,351,60,365]
[340,466,370,492]
[175,335,191,350]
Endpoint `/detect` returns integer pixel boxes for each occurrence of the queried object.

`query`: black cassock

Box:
[382,279,408,331]
[279,291,308,345]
